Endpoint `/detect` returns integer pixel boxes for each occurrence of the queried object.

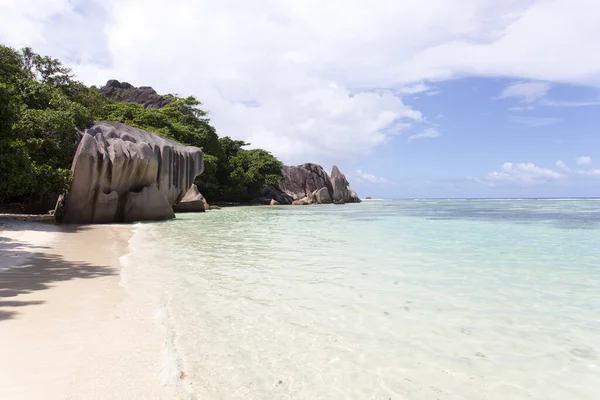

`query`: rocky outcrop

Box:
[55,121,203,224]
[348,188,360,202]
[255,163,359,205]
[330,165,360,204]
[100,80,172,109]
[292,197,312,205]
[172,184,208,213]
[254,185,293,205]
[312,187,332,204]
[278,163,333,200]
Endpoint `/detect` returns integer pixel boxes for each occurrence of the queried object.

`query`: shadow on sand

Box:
[0,219,87,233]
[0,229,118,322]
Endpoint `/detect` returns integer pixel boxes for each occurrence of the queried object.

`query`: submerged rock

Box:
[55,121,203,224]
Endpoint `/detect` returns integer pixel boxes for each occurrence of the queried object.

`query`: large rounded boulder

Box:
[55,121,204,224]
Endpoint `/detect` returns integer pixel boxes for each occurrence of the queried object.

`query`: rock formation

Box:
[55,121,203,224]
[172,184,209,213]
[312,187,332,204]
[278,163,333,200]
[100,80,172,109]
[256,164,359,205]
[292,197,312,205]
[254,185,293,205]
[331,166,361,204]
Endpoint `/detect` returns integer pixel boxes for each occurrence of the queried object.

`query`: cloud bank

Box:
[2,0,600,165]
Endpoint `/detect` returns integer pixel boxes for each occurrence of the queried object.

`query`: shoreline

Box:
[0,219,177,399]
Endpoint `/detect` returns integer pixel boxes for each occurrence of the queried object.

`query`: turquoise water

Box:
[124,200,600,399]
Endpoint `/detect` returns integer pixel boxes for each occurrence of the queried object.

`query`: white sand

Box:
[0,220,178,400]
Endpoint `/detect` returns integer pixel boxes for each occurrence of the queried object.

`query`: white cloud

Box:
[539,99,600,107]
[498,82,600,110]
[486,162,565,185]
[398,83,430,94]
[507,105,536,111]
[556,159,600,176]
[577,156,592,165]
[408,128,441,140]
[3,0,600,164]
[508,116,561,127]
[556,160,571,171]
[352,170,390,184]
[497,81,551,103]
[576,169,600,176]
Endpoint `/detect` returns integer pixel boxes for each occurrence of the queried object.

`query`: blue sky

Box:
[1,0,599,198]
[344,78,600,198]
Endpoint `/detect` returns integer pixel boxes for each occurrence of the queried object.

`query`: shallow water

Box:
[124,199,600,399]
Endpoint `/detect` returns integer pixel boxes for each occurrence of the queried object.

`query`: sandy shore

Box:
[0,220,177,399]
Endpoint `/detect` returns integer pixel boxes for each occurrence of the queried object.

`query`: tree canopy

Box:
[0,44,283,204]
[0,46,89,201]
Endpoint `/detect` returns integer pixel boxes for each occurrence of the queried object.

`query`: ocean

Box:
[121,199,600,399]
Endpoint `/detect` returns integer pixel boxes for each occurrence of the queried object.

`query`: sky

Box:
[1,0,600,198]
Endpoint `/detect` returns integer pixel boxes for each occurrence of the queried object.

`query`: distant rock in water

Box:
[255,164,360,205]
[100,80,172,109]
[313,187,332,204]
[278,163,333,201]
[331,166,361,204]
[55,121,204,224]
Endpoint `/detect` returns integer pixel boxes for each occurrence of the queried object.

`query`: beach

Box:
[1,199,599,399]
[0,219,177,400]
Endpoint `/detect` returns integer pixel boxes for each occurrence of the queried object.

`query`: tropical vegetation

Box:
[0,44,283,205]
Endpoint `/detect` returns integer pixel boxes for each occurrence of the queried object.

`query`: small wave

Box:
[156,304,196,399]
[118,222,145,291]
[118,222,196,399]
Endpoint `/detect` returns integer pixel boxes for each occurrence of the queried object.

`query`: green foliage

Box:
[200,137,283,201]
[0,45,87,201]
[95,97,220,155]
[0,140,34,199]
[1,43,283,205]
[21,46,74,87]
[228,149,284,200]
